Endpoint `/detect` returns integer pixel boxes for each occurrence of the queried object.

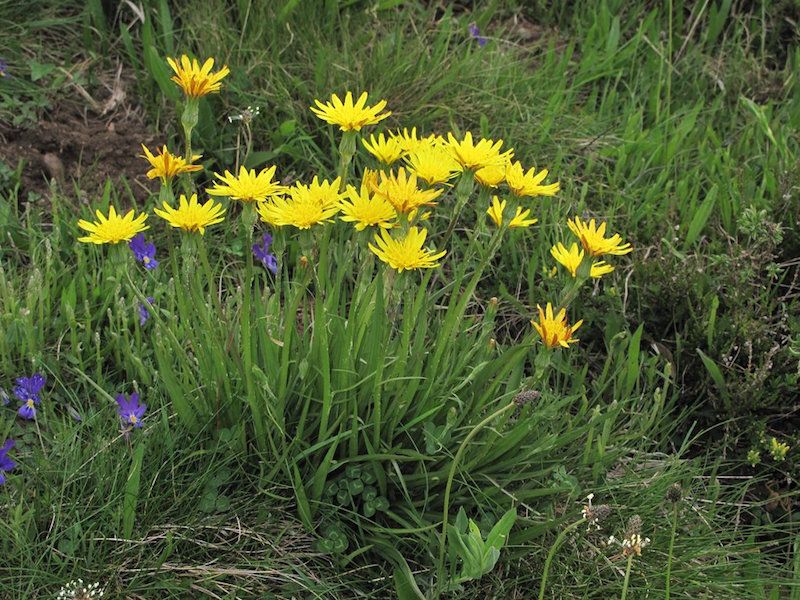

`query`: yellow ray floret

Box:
[207,165,288,203]
[166,55,230,98]
[567,216,632,257]
[154,193,225,235]
[505,161,560,197]
[362,133,405,164]
[388,127,438,154]
[531,302,583,349]
[447,131,513,171]
[257,183,340,229]
[140,144,202,182]
[550,242,615,278]
[486,196,538,228]
[369,226,446,271]
[310,91,391,131]
[77,206,148,245]
[474,163,507,188]
[404,146,460,186]
[339,184,397,231]
[371,167,443,214]
[297,176,345,208]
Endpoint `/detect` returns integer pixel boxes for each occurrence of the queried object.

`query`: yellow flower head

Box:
[77,206,148,245]
[769,437,790,461]
[339,184,397,231]
[474,163,507,188]
[567,216,633,257]
[388,127,438,154]
[486,196,538,229]
[257,183,340,229]
[140,144,202,182]
[208,166,288,203]
[531,303,583,349]
[368,226,446,271]
[404,145,461,186]
[296,176,345,208]
[447,131,513,171]
[505,161,560,197]
[310,91,391,131]
[153,193,225,234]
[550,242,615,278]
[166,55,230,98]
[362,133,405,164]
[371,167,443,214]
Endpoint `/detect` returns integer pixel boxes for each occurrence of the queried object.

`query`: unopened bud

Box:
[488,338,496,350]
[299,255,309,268]
[514,390,540,406]
[666,483,682,503]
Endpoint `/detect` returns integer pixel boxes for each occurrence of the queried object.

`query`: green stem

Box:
[337,131,357,187]
[440,170,475,247]
[621,553,635,600]
[435,400,517,596]
[665,503,678,600]
[537,517,587,600]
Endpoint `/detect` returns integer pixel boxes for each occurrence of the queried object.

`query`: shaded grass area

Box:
[1,0,798,597]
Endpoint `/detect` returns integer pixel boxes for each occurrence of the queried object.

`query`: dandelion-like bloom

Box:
[447,131,513,171]
[567,216,632,257]
[140,144,202,182]
[0,439,15,485]
[128,234,158,270]
[369,226,446,271]
[310,91,391,131]
[371,168,442,214]
[474,164,506,188]
[505,161,560,197]
[339,184,397,231]
[531,303,583,349]
[257,185,340,229]
[116,392,146,429]
[362,133,404,164]
[166,55,230,98]
[77,206,148,245]
[138,297,155,326]
[207,165,288,203]
[253,233,278,274]
[550,242,614,278]
[389,127,438,154]
[297,176,345,208]
[486,196,537,228]
[154,194,225,234]
[405,146,460,186]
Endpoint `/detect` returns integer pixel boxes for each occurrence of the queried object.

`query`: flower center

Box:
[129,414,138,424]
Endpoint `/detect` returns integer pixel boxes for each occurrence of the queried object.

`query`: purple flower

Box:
[0,439,15,485]
[13,373,46,402]
[116,392,146,428]
[138,297,155,326]
[0,60,7,78]
[253,233,278,274]
[468,23,487,47]
[129,233,158,270]
[18,397,39,420]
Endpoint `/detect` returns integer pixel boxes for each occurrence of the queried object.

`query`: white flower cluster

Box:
[56,579,104,599]
[228,105,261,124]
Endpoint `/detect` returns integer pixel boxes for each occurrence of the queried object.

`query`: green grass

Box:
[1,0,799,598]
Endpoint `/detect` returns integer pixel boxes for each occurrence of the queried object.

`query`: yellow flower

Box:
[371,167,443,214]
[474,164,506,188]
[486,196,538,228]
[77,206,148,244]
[447,131,513,171]
[362,133,405,164]
[208,166,288,203]
[166,55,230,98]
[505,161,560,197]
[310,91,391,131]
[154,193,225,234]
[404,146,460,186]
[388,127,438,154]
[769,437,790,461]
[531,303,583,349]
[257,184,340,229]
[567,216,633,257]
[368,226,446,271]
[550,242,615,278]
[297,176,345,208]
[140,144,202,182]
[339,184,397,231]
